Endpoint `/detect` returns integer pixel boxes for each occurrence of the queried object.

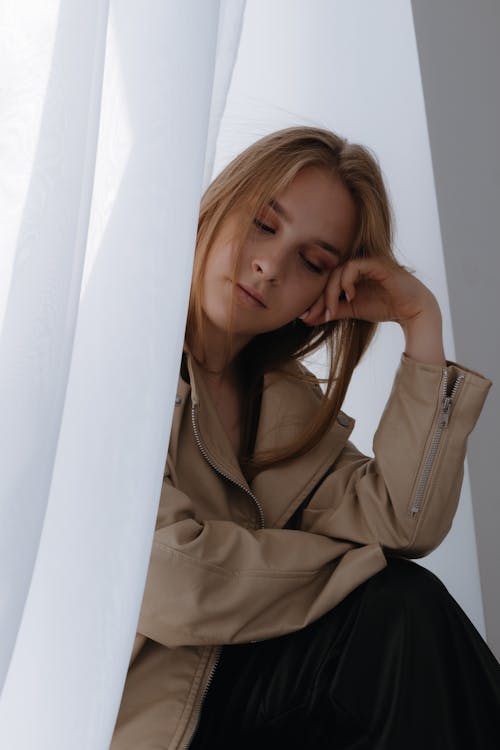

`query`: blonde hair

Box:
[186,126,406,474]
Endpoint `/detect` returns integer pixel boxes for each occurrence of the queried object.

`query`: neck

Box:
[187,316,251,384]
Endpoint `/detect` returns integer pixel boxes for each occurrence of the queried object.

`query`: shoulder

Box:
[278,357,354,428]
[278,357,326,401]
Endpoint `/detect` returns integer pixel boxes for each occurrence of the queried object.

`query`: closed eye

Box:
[300,255,324,274]
[254,219,325,274]
[253,219,275,234]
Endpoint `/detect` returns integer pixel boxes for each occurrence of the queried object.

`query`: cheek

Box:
[292,277,327,309]
[207,242,227,268]
[272,282,321,324]
[201,243,240,311]
[210,240,241,279]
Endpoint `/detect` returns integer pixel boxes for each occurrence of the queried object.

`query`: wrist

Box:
[401,308,446,367]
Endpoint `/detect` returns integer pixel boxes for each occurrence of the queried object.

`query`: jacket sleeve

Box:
[298,354,492,558]
[135,476,386,649]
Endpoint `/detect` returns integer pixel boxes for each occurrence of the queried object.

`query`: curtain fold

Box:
[0,0,111,690]
[0,1,245,747]
[202,0,246,189]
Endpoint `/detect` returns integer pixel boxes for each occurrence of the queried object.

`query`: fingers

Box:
[300,258,380,326]
[298,257,413,328]
[300,266,348,325]
[321,264,353,323]
[325,266,347,319]
[326,258,391,314]
[332,263,362,306]
[303,290,326,322]
[298,300,328,325]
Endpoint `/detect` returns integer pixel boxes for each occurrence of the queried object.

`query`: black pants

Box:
[189,556,500,749]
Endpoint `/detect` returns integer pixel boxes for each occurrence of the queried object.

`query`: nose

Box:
[251,244,285,283]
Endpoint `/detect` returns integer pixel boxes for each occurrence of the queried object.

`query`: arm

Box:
[298,260,491,554]
[401,301,447,366]
[298,353,492,557]
[135,478,382,649]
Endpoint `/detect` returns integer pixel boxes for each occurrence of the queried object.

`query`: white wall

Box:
[212,0,488,637]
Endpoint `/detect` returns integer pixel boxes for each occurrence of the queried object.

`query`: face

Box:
[201,166,358,348]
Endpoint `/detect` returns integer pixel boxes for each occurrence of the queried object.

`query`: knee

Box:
[363,555,452,622]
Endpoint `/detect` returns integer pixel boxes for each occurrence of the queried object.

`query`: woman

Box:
[111,127,500,749]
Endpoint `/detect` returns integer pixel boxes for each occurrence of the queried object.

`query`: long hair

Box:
[185,126,406,475]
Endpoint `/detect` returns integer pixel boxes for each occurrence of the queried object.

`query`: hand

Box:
[299,257,441,328]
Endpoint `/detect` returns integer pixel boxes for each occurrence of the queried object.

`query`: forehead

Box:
[277,167,350,210]
[268,167,358,257]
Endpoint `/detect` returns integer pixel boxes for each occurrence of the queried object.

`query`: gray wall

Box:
[411,0,500,659]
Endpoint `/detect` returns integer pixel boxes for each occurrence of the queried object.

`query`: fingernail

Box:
[300,310,310,320]
[345,291,350,302]
[325,309,331,322]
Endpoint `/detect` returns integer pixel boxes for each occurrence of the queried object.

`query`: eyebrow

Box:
[268,199,344,261]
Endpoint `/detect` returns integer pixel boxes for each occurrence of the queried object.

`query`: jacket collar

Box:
[183,342,328,448]
[180,344,355,526]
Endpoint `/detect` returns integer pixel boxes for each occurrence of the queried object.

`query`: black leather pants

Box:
[189,556,500,749]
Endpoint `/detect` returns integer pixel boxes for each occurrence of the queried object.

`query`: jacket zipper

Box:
[410,368,465,515]
[184,403,266,749]
[191,403,266,529]
[184,644,222,750]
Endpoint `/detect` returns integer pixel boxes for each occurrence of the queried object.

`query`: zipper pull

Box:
[439,395,453,428]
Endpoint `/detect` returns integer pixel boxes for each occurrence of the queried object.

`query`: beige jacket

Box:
[111,346,492,749]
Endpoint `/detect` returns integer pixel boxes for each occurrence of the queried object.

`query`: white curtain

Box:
[0,1,245,747]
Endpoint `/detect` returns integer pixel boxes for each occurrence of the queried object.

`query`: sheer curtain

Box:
[0,1,245,747]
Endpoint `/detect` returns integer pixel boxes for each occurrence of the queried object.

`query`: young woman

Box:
[111,127,500,749]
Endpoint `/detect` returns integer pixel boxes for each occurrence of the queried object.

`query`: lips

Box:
[237,284,267,307]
